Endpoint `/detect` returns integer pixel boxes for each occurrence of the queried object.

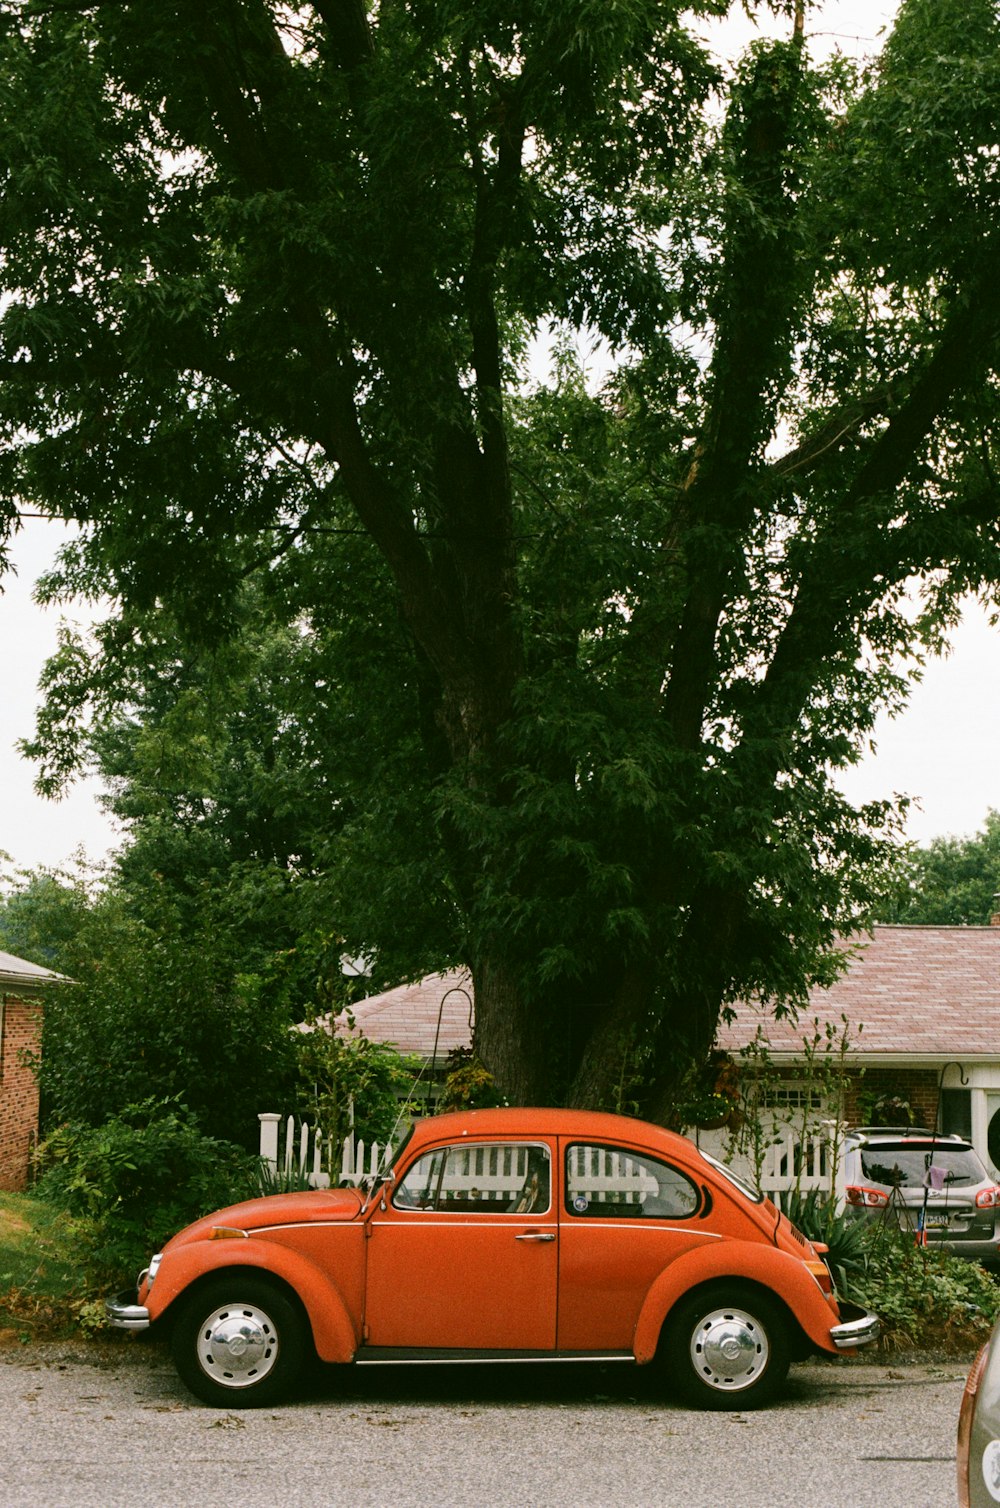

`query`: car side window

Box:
[393,1142,551,1214]
[565,1143,700,1219]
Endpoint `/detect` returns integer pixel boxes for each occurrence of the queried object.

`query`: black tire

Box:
[170,1275,307,1408]
[663,1284,791,1410]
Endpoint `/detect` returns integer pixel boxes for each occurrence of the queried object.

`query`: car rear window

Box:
[859,1143,986,1189]
[564,1144,700,1219]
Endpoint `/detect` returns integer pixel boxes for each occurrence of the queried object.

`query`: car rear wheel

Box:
[171,1276,307,1408]
[663,1284,790,1410]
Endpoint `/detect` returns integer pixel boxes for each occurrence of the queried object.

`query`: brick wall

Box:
[842,1067,941,1129]
[758,1064,943,1130]
[0,995,43,1192]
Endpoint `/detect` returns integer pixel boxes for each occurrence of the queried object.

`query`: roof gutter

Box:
[0,970,70,995]
[747,1050,995,1069]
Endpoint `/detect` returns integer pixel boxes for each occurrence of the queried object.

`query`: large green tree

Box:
[4,0,1000,1116]
[876,810,1000,927]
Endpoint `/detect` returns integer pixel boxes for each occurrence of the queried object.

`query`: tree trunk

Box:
[471,955,553,1105]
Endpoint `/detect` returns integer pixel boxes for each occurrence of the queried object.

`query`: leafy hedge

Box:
[34,1097,261,1285]
[785,1187,1000,1350]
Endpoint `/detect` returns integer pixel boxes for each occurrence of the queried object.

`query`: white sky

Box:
[0,516,120,873]
[4,0,996,874]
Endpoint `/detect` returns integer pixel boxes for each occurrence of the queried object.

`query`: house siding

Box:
[0,995,42,1192]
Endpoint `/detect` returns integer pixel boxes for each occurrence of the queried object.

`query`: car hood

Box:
[165,1187,368,1248]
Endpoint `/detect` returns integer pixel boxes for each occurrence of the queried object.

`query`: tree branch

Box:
[658,41,809,750]
[768,384,894,479]
[753,278,1000,757]
[311,0,374,69]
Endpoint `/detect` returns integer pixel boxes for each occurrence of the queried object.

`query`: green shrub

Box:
[34,1097,260,1285]
[437,1048,506,1112]
[293,1016,420,1153]
[252,1160,316,1196]
[781,1187,871,1296]
[851,1232,1000,1349]
[780,1188,1000,1348]
[34,886,297,1150]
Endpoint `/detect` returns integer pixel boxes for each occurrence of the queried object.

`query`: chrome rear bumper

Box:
[829,1304,880,1350]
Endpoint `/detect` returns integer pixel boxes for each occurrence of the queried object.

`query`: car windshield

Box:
[859,1142,986,1189]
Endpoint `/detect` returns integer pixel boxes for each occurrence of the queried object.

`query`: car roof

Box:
[405,1106,692,1156]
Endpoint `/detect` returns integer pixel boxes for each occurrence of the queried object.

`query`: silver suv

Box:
[842,1127,1000,1266]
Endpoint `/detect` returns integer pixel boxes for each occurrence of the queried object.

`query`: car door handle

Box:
[515,1232,556,1242]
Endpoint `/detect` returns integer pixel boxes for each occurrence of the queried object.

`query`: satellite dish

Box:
[340,953,373,978]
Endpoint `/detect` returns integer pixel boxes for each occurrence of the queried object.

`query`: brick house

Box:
[715,924,1000,1177]
[0,949,63,1192]
[344,927,1000,1178]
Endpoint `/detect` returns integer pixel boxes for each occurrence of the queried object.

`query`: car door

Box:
[556,1138,721,1352]
[363,1138,558,1351]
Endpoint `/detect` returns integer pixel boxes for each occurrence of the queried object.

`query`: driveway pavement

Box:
[0,1336,972,1508]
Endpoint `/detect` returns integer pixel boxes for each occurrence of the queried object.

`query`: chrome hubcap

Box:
[690,1305,769,1392]
[196,1302,279,1389]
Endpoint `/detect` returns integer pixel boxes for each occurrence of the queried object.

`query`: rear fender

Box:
[144,1240,359,1362]
[632,1241,840,1363]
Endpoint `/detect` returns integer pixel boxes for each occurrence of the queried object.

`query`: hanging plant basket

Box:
[687,1092,739,1131]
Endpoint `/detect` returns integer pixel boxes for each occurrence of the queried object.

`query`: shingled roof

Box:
[345,926,1000,1064]
[717,924,1000,1062]
[0,949,67,994]
[341,970,474,1062]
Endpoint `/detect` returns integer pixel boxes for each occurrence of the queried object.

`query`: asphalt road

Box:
[0,1337,971,1508]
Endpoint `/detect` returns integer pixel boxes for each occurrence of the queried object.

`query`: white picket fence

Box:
[259,1113,847,1206]
[698,1120,848,1210]
[258,1113,392,1189]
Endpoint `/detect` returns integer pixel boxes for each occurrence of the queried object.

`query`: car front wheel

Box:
[663,1285,790,1410]
[171,1276,307,1408]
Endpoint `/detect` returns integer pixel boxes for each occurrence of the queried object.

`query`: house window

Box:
[761,1083,824,1114]
[942,1089,972,1141]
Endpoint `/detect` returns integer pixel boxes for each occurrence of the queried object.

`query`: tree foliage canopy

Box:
[4,0,1000,1115]
[877,810,1000,927]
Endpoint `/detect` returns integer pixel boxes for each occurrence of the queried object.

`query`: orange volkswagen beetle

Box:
[107,1107,879,1408]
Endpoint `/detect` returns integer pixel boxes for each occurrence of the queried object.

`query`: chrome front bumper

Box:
[829,1303,880,1350]
[105,1291,151,1331]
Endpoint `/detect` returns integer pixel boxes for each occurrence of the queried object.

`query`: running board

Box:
[354,1347,635,1366]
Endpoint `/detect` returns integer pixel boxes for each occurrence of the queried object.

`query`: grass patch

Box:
[0,1191,88,1340]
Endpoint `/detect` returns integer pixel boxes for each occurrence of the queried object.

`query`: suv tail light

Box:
[845,1185,890,1209]
[975,1186,1000,1209]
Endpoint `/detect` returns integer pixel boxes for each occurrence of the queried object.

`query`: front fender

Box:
[143,1239,359,1362]
[632,1240,841,1364]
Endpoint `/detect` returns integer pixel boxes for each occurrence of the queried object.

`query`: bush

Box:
[33,884,297,1150]
[293,1016,420,1152]
[780,1188,1000,1349]
[437,1048,506,1111]
[34,1097,260,1285]
[781,1187,871,1296]
[852,1233,1000,1350]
